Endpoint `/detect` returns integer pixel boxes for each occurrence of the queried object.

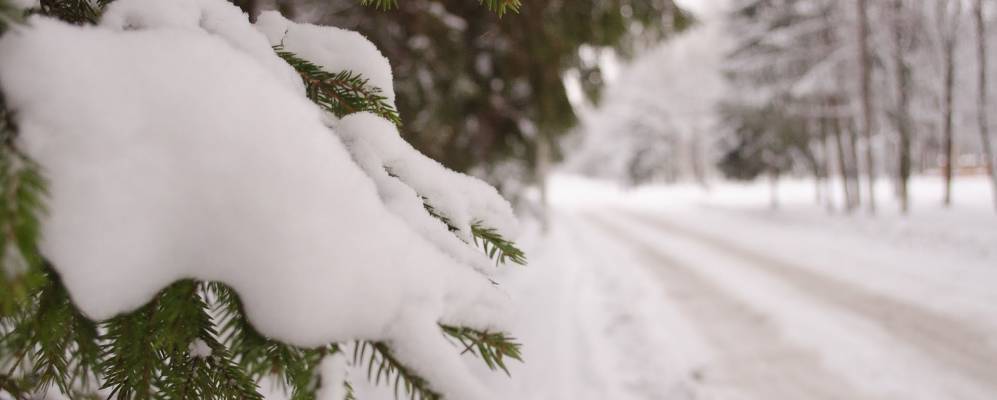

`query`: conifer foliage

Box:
[0,0,526,399]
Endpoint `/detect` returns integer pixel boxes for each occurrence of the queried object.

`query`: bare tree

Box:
[892,0,914,214]
[974,0,997,211]
[857,0,877,213]
[934,0,962,207]
[829,98,856,211]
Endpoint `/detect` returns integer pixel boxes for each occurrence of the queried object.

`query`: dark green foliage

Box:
[1,267,100,396]
[99,280,263,400]
[275,45,402,126]
[353,341,441,400]
[441,326,521,375]
[360,0,521,16]
[0,93,48,319]
[35,0,100,24]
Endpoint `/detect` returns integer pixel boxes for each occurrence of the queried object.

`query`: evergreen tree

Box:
[304,0,692,187]
[0,0,525,399]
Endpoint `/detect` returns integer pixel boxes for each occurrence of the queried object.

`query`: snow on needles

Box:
[0,0,518,397]
[256,11,396,104]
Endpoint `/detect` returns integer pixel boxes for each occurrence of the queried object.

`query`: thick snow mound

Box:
[0,15,508,355]
[100,0,305,94]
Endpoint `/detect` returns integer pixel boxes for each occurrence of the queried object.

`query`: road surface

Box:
[556,208,997,400]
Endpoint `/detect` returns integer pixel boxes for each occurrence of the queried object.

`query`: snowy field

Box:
[479,174,997,400]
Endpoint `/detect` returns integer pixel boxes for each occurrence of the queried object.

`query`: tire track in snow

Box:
[580,213,873,400]
[614,209,997,394]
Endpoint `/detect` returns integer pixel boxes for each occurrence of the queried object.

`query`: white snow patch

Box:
[188,339,213,358]
[101,0,304,94]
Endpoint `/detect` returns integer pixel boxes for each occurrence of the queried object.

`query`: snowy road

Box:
[583,211,997,399]
[566,206,997,400]
[481,177,997,400]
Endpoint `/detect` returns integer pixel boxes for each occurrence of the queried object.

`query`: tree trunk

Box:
[857,0,878,213]
[975,0,997,212]
[820,116,837,213]
[769,170,780,210]
[689,133,709,190]
[831,112,855,211]
[535,135,551,231]
[942,34,956,207]
[893,0,913,214]
[847,118,862,208]
[939,0,960,207]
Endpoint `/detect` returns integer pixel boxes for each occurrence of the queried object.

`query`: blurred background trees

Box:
[718,0,997,213]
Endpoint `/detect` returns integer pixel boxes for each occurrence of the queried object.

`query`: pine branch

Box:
[422,201,526,266]
[208,283,328,400]
[352,341,441,400]
[421,201,461,234]
[479,0,521,16]
[98,301,160,399]
[153,281,261,400]
[34,0,100,25]
[2,267,101,396]
[471,222,526,266]
[343,379,357,400]
[0,0,24,33]
[0,372,34,399]
[359,0,521,16]
[0,94,49,319]
[274,45,402,126]
[100,280,264,400]
[440,325,521,376]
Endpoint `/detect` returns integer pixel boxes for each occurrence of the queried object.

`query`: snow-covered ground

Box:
[482,174,997,399]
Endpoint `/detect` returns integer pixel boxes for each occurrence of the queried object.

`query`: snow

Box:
[188,339,213,358]
[0,1,519,398]
[101,0,304,94]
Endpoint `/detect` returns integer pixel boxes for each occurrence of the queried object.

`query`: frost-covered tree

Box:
[721,0,997,214]
[0,0,528,399]
[567,12,726,187]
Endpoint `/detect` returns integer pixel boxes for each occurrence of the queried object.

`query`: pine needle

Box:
[274,45,402,126]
